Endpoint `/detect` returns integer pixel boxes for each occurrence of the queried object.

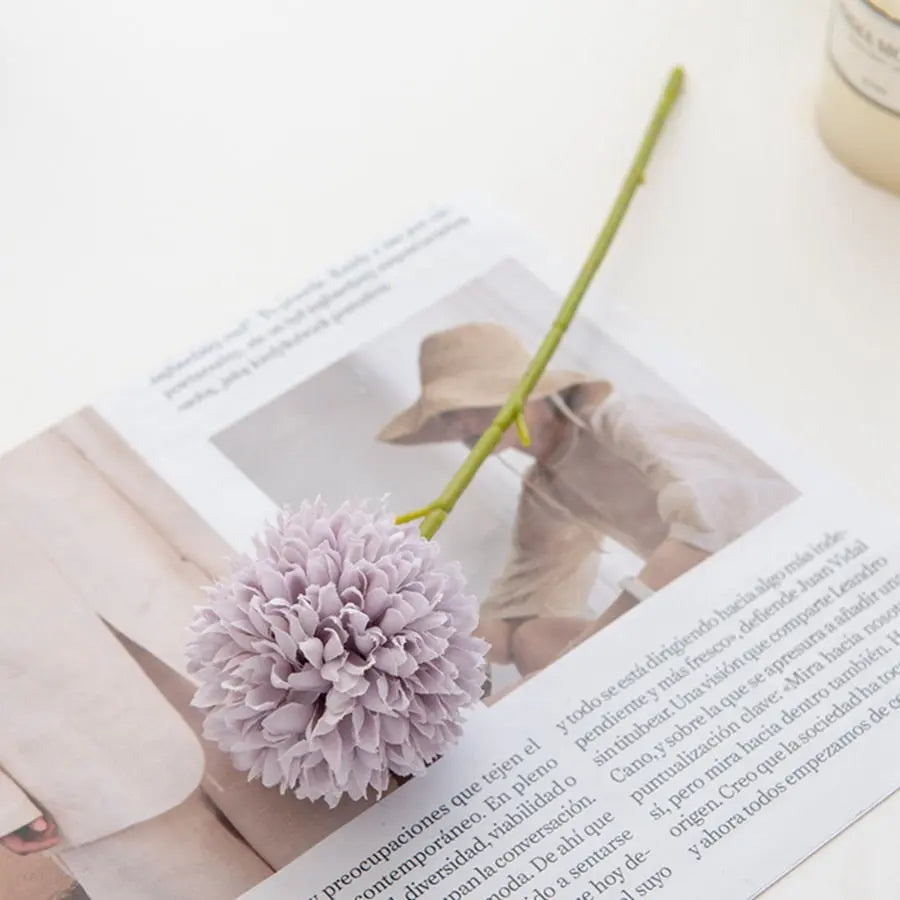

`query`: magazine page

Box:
[1,202,898,900]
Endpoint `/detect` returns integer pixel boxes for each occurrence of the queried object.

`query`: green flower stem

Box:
[400,66,685,540]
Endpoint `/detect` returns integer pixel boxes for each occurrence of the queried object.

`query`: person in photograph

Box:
[378,322,798,677]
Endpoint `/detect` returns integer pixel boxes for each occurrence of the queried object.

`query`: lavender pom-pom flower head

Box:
[186,500,487,808]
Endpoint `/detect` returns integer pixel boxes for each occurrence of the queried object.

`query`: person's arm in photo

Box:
[581,390,786,625]
[0,770,58,855]
[586,535,710,632]
[489,535,710,705]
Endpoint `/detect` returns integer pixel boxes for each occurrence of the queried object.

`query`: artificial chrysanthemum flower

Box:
[187,500,487,807]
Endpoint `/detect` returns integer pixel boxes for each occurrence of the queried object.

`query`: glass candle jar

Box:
[817,0,900,195]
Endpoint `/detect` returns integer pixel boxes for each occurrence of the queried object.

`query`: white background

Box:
[2,2,899,897]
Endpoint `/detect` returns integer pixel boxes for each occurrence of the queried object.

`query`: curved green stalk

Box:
[399,66,685,540]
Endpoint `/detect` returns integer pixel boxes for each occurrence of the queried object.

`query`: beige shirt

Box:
[482,392,799,620]
[0,430,205,846]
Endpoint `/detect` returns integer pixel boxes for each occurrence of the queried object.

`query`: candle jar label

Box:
[829,0,900,116]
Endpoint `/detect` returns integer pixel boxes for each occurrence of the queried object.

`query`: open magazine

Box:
[2,203,899,900]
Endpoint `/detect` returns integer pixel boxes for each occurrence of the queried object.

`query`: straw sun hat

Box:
[377,322,612,445]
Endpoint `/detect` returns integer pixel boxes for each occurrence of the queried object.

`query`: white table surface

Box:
[2,2,899,896]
